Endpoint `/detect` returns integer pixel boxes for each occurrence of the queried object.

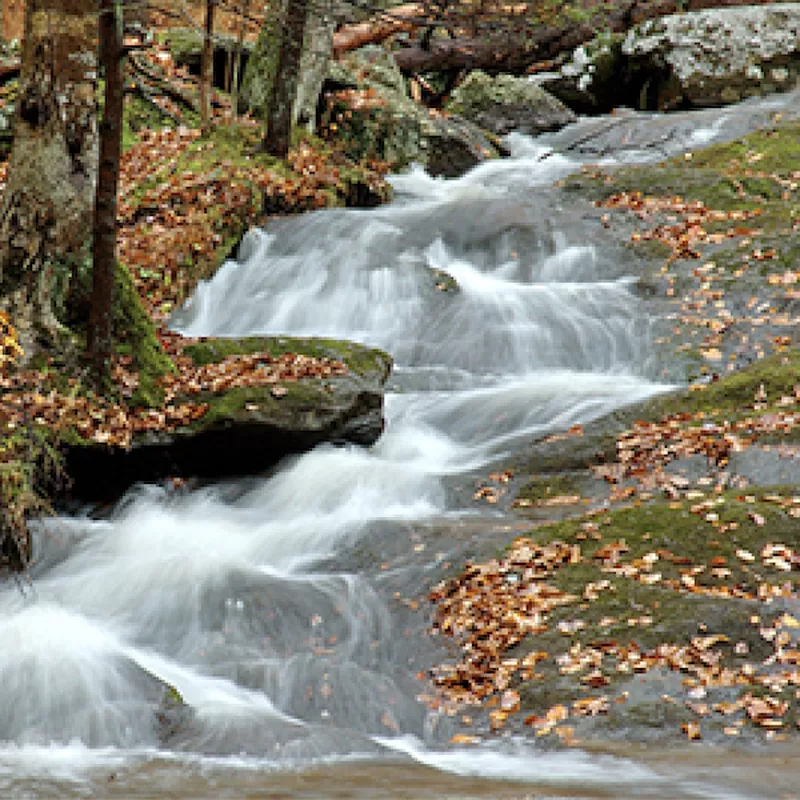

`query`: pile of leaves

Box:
[599,191,763,262]
[592,382,800,501]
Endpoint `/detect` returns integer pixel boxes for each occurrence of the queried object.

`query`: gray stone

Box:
[540,5,800,113]
[622,4,800,110]
[445,70,575,136]
[323,47,504,176]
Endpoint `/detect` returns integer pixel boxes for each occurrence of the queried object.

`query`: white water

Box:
[4,120,794,797]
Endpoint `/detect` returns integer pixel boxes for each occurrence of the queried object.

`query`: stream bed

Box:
[3,91,800,798]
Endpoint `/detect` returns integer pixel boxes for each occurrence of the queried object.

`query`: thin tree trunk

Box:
[231,0,248,115]
[200,0,216,128]
[89,0,124,378]
[264,0,310,158]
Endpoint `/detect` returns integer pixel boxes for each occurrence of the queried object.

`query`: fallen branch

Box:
[333,3,426,57]
[129,51,199,114]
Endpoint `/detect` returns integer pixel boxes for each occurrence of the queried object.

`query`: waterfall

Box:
[6,99,794,796]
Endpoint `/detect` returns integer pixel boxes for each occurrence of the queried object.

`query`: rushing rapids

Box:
[3,93,800,798]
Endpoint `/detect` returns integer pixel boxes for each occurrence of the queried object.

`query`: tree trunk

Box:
[0,0,98,361]
[89,0,124,379]
[230,0,249,114]
[200,0,216,128]
[264,0,310,158]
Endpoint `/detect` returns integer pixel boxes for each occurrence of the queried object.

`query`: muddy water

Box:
[3,91,800,798]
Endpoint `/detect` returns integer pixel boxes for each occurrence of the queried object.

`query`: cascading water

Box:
[3,99,800,798]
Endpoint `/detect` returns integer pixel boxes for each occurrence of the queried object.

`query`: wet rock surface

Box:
[444,71,576,137]
[423,95,800,749]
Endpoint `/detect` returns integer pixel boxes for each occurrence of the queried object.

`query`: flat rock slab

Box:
[62,336,392,501]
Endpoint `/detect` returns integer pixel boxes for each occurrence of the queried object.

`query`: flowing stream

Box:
[3,95,800,798]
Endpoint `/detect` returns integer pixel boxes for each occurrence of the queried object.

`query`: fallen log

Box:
[0,60,21,82]
[333,3,426,57]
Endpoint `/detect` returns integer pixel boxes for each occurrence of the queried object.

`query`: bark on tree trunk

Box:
[264,0,310,158]
[200,0,216,128]
[0,0,98,361]
[231,0,248,114]
[89,0,124,379]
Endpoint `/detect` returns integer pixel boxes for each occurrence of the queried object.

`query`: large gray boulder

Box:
[623,4,800,109]
[62,336,392,501]
[444,70,576,136]
[323,47,505,177]
[539,4,800,113]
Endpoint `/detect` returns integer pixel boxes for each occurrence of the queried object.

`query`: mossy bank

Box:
[62,336,391,501]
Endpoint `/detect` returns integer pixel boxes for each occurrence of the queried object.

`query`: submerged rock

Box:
[445,70,576,137]
[62,336,392,502]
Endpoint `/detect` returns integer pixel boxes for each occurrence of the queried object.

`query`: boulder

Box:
[622,4,800,110]
[62,337,392,501]
[444,70,576,136]
[532,33,626,114]
[322,46,505,177]
[539,4,800,113]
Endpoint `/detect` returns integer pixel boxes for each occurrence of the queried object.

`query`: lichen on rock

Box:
[445,70,576,137]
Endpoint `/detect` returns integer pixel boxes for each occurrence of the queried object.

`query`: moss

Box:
[122,93,178,151]
[510,489,796,711]
[113,262,175,407]
[0,424,63,572]
[640,348,800,420]
[163,682,185,705]
[184,336,391,379]
[567,122,800,230]
[177,336,390,433]
[192,381,333,429]
[239,13,282,118]
[516,473,587,504]
[627,237,672,261]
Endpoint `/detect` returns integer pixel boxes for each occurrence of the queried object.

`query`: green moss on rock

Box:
[114,262,175,407]
[183,335,391,379]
